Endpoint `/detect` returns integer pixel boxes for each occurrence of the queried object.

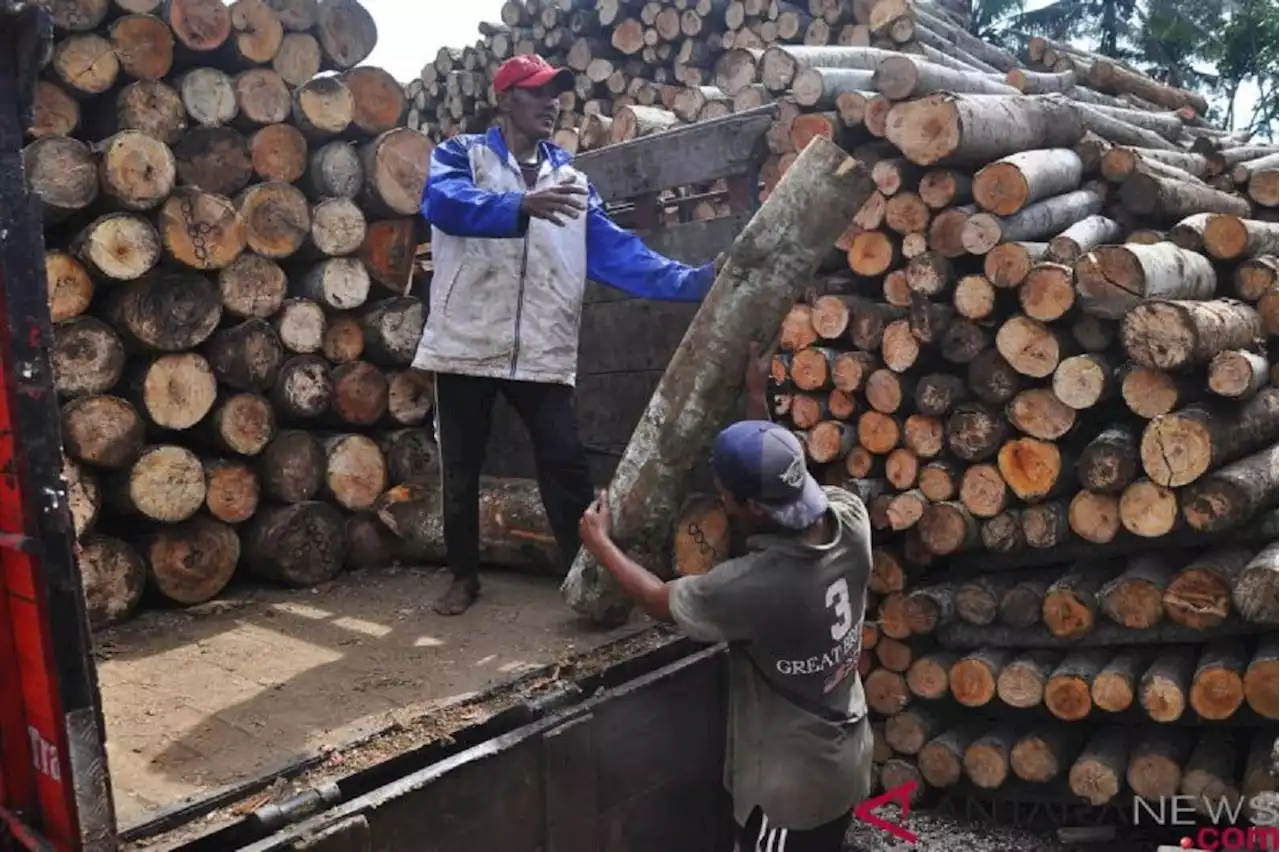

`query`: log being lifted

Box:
[561,137,875,624]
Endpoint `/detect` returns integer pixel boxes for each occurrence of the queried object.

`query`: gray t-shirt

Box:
[669,485,875,830]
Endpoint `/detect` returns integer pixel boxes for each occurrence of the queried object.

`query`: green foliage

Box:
[969,0,1278,137]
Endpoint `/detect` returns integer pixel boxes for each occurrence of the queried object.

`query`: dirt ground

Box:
[93,565,645,831]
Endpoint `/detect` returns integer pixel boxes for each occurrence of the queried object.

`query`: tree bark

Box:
[245,501,347,586]
[1181,445,1280,534]
[1121,299,1263,371]
[973,148,1083,217]
[378,478,564,575]
[1047,215,1123,265]
[258,428,323,503]
[272,354,331,420]
[104,268,222,352]
[884,93,1084,167]
[378,428,438,484]
[1233,543,1278,626]
[314,0,377,69]
[1120,172,1253,220]
[1139,389,1278,488]
[962,189,1104,255]
[561,136,874,623]
[173,125,253,199]
[872,55,1016,101]
[203,317,285,392]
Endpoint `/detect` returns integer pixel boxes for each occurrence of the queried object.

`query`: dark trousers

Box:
[434,372,595,581]
[737,806,853,852]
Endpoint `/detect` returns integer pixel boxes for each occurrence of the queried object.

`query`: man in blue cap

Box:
[578,344,874,852]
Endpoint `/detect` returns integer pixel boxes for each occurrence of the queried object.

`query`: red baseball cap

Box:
[492,54,574,94]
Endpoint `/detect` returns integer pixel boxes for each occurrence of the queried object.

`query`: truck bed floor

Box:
[93,566,643,830]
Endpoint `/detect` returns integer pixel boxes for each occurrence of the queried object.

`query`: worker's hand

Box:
[578,490,613,554]
[522,177,588,226]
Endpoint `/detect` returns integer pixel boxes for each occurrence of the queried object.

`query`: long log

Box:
[561,137,874,624]
[1243,634,1277,719]
[1181,445,1280,533]
[1201,214,1280,262]
[962,189,1104,256]
[1233,543,1278,626]
[884,94,1084,167]
[1120,172,1253,220]
[1139,389,1279,488]
[872,55,1015,101]
[1098,555,1174,629]
[378,478,564,575]
[1121,299,1264,371]
[972,149,1083,217]
[1075,240,1213,319]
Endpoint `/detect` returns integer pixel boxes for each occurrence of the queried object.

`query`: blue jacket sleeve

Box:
[584,185,715,303]
[421,137,527,239]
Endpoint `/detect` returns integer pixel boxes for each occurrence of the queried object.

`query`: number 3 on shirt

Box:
[825,578,854,641]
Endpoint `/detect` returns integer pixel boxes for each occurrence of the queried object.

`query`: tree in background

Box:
[965,0,1279,138]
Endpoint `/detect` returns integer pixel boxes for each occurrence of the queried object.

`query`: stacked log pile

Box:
[659,40,1278,814]
[25,0,475,630]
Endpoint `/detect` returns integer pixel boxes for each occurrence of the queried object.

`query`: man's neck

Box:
[497,118,539,162]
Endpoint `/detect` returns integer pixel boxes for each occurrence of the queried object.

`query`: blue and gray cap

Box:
[711,420,829,530]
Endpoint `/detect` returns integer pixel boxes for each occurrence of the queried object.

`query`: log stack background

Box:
[441,0,1280,819]
[24,0,474,631]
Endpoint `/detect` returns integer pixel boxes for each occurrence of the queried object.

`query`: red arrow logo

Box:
[853,780,918,843]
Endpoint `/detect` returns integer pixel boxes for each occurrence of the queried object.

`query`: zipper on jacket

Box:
[510,230,531,378]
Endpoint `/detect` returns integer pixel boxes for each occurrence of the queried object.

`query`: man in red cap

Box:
[413,53,718,616]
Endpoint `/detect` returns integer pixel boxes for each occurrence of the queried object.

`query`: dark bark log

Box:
[245,501,347,586]
[562,137,875,623]
[104,268,222,351]
[52,316,125,399]
[1181,445,1279,533]
[202,317,284,392]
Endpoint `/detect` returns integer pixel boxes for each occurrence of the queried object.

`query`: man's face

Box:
[502,83,560,140]
[714,477,767,533]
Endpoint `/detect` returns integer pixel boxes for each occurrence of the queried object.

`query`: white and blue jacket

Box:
[412,128,716,386]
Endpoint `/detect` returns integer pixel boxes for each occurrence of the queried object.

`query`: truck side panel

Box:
[241,645,733,852]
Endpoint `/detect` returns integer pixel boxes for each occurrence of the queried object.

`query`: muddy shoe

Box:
[432,577,480,616]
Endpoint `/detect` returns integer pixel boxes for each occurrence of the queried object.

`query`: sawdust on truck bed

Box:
[97,565,669,847]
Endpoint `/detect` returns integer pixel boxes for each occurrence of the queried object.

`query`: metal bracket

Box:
[288,815,370,852]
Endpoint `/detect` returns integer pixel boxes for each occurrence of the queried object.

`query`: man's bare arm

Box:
[588,537,674,623]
